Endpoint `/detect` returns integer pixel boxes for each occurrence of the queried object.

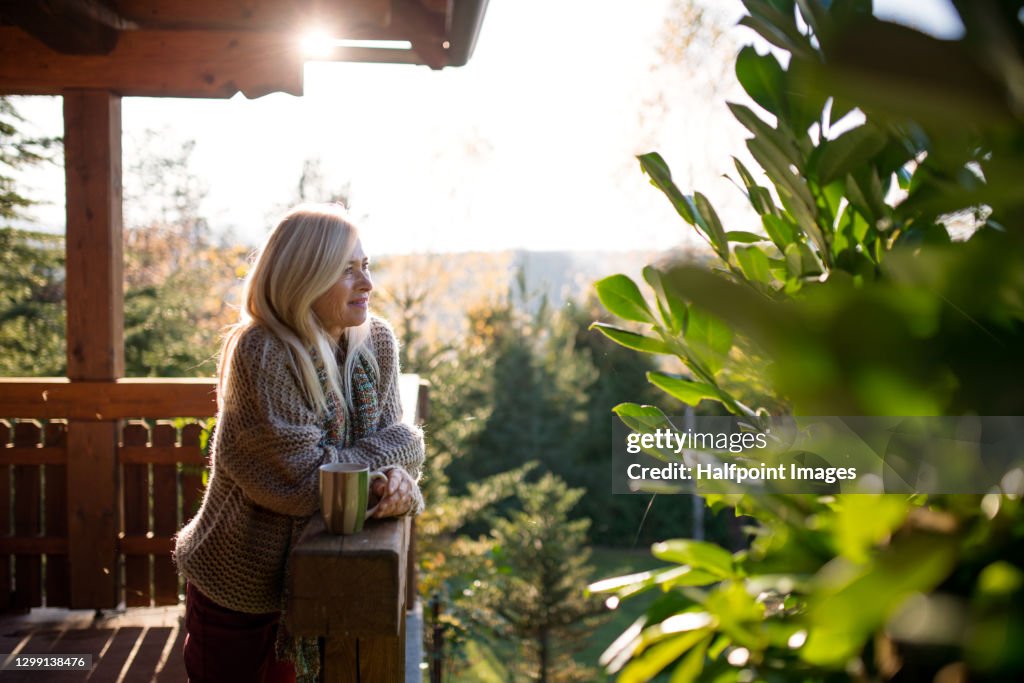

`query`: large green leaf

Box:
[736,46,787,118]
[644,265,687,334]
[596,274,655,323]
[735,245,775,286]
[739,0,815,60]
[652,539,737,578]
[685,305,734,375]
[729,103,802,166]
[726,230,769,244]
[784,241,823,277]
[801,534,958,665]
[591,322,672,355]
[647,371,721,406]
[612,402,674,434]
[763,213,797,249]
[816,124,887,185]
[638,152,697,225]
[669,632,711,683]
[618,629,711,683]
[694,193,729,258]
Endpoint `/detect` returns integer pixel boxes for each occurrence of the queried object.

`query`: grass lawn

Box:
[446,545,669,682]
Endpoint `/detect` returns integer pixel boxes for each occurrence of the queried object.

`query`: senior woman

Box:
[173,204,424,683]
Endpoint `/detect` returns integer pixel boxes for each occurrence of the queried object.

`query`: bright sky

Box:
[11,0,962,255]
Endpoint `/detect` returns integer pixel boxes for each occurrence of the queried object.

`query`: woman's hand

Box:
[370,467,417,518]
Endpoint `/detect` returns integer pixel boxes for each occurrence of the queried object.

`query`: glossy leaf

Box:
[763,213,797,249]
[595,274,655,323]
[638,152,696,225]
[735,245,775,285]
[618,629,711,683]
[685,305,734,375]
[736,46,787,118]
[644,265,687,334]
[652,539,736,578]
[784,241,823,277]
[816,124,887,185]
[591,322,672,355]
[726,230,769,244]
[694,193,729,257]
[647,372,721,406]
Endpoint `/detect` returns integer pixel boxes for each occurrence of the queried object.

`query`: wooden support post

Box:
[287,516,409,683]
[64,90,123,609]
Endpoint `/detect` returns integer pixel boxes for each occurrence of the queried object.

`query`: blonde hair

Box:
[219,203,377,418]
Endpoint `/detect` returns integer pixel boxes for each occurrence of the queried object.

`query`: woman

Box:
[173,204,425,682]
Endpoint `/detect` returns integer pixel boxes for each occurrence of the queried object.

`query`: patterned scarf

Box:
[274,350,382,682]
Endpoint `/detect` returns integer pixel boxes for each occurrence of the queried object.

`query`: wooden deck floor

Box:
[0,605,186,682]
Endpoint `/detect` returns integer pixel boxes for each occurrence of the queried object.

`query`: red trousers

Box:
[183,582,297,683]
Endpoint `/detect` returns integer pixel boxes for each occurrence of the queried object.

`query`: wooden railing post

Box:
[63,90,123,609]
[286,516,410,683]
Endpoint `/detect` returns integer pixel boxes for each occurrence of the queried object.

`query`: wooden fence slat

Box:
[180,424,205,526]
[0,420,10,611]
[119,445,205,465]
[152,423,178,605]
[43,422,70,607]
[122,422,151,607]
[12,421,43,610]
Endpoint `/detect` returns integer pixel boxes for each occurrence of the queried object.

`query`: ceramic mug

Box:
[319,463,388,534]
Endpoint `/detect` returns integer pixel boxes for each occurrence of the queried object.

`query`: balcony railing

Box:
[0,374,426,681]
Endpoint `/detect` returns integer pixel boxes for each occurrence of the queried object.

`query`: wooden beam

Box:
[390,0,448,70]
[112,0,391,32]
[66,421,120,607]
[287,516,409,638]
[65,91,123,381]
[64,91,121,609]
[0,378,218,419]
[119,445,206,466]
[0,28,305,98]
[0,0,136,55]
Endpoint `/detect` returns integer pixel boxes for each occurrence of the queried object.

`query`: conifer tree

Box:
[475,473,608,682]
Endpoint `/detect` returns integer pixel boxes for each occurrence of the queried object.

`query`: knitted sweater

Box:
[173,316,425,614]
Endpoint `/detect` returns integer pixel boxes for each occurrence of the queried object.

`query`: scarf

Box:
[274,351,382,682]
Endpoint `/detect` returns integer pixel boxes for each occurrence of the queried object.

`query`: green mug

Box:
[319,463,388,534]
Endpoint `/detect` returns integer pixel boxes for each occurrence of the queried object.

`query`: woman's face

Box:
[312,239,373,338]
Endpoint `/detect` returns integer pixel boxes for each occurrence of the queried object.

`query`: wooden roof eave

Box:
[0,0,489,99]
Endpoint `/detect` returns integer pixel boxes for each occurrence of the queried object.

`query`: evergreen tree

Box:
[475,473,608,682]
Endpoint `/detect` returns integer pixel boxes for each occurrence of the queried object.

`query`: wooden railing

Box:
[287,515,413,682]
[0,375,426,618]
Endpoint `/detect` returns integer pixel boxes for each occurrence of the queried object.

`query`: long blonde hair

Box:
[219,203,377,417]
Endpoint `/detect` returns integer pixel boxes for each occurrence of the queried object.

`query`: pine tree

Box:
[475,473,608,682]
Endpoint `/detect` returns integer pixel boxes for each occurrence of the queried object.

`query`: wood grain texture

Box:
[122,422,150,607]
[151,424,179,605]
[0,378,218,420]
[12,421,43,609]
[64,90,123,381]
[67,421,120,608]
[112,0,391,32]
[0,421,10,610]
[0,27,304,98]
[287,515,409,638]
[43,422,71,606]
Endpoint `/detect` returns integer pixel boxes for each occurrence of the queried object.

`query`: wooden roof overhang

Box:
[0,0,490,98]
[0,1,486,610]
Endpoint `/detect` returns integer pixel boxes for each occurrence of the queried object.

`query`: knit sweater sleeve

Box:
[213,327,344,517]
[215,323,424,519]
[346,317,426,515]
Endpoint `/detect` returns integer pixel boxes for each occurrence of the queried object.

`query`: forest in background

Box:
[2,87,743,680]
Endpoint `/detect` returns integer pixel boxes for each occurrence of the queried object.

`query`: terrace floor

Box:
[0,602,425,682]
[0,605,186,681]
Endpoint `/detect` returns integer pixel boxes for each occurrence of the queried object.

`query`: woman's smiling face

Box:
[312,239,372,338]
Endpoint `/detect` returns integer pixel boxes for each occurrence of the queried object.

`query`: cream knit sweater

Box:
[173,317,425,614]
